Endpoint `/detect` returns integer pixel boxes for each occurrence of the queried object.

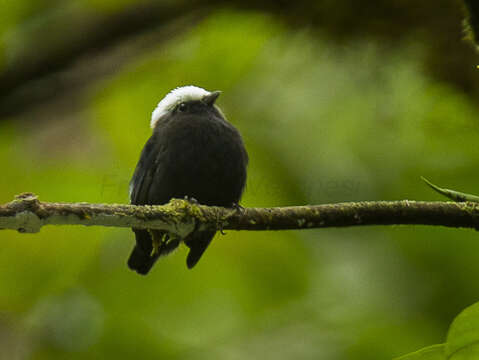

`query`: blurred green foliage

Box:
[396,344,444,360]
[397,301,479,359]
[1,2,479,360]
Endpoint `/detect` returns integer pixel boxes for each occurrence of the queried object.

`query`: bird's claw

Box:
[231,202,245,213]
[184,196,199,205]
[150,237,161,257]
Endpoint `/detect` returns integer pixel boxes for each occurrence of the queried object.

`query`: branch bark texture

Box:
[1,193,479,237]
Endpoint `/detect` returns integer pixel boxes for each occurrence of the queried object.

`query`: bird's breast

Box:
[160,117,246,206]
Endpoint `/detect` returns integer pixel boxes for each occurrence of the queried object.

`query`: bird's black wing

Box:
[130,134,163,205]
[128,133,177,274]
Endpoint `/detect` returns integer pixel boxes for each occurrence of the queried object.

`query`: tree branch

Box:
[1,193,479,237]
[1,0,474,118]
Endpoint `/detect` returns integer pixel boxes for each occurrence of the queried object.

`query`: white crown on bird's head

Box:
[151,86,212,128]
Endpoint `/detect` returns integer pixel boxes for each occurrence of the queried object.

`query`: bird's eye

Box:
[178,103,187,112]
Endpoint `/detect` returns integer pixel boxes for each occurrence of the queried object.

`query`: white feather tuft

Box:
[150,86,211,128]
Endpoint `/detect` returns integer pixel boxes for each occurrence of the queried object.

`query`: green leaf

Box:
[446,302,479,359]
[421,177,479,203]
[394,344,445,360]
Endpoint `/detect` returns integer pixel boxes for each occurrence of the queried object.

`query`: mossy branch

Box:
[2,193,479,236]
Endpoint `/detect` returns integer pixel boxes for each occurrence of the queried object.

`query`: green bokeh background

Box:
[1,1,478,359]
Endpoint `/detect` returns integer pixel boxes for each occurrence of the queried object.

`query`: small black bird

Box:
[128,86,248,274]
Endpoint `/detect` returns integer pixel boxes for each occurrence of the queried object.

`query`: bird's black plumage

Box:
[128,88,248,274]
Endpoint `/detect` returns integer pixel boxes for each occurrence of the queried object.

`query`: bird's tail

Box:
[184,230,216,269]
[128,229,179,275]
[127,244,158,275]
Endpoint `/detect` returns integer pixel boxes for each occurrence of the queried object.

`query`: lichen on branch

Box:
[1,193,479,237]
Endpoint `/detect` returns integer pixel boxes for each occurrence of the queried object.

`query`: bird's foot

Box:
[149,231,165,257]
[231,202,245,213]
[184,196,199,205]
[150,237,161,257]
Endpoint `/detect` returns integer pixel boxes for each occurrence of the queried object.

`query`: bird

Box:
[127,85,248,274]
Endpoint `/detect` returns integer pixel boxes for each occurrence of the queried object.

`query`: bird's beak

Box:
[202,91,221,106]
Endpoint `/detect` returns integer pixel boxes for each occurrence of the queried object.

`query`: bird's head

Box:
[151,86,222,129]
